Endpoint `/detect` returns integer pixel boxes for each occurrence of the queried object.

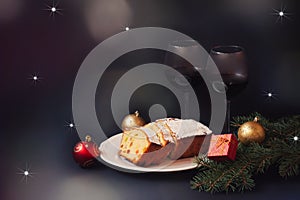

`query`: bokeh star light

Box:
[272,5,292,23]
[45,1,62,18]
[263,90,278,100]
[28,74,42,85]
[65,121,76,132]
[17,163,35,183]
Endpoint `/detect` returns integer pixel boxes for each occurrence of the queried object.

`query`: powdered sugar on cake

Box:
[156,118,212,140]
[139,127,161,145]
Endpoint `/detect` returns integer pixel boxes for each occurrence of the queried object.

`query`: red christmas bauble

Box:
[73,135,100,168]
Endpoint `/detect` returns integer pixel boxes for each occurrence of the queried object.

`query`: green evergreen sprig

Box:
[191,113,300,193]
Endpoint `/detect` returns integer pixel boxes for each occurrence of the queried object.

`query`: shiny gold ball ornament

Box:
[121,111,145,131]
[238,117,265,145]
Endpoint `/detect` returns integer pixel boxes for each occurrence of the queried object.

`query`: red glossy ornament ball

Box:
[73,135,100,168]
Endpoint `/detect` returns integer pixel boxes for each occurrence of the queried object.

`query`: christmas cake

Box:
[119,118,212,166]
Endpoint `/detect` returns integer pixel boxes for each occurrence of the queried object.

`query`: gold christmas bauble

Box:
[238,117,265,145]
[121,111,145,130]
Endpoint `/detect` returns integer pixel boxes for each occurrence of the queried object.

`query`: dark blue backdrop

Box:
[1,0,299,200]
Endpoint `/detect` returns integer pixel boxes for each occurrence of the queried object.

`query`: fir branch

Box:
[192,113,300,193]
[191,156,256,193]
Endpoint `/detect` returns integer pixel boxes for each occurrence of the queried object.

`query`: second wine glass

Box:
[210,45,248,133]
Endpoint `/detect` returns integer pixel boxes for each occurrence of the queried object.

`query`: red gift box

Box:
[207,134,238,161]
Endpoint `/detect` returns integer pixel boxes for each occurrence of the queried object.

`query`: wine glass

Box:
[164,40,205,118]
[209,45,248,133]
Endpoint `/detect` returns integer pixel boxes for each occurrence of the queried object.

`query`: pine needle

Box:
[191,113,300,193]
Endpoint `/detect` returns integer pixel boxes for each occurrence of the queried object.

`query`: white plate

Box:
[99,133,198,172]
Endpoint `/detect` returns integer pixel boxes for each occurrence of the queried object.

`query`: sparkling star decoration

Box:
[65,121,76,132]
[272,5,292,23]
[263,90,278,100]
[291,135,299,144]
[45,1,63,18]
[28,74,42,85]
[17,163,35,183]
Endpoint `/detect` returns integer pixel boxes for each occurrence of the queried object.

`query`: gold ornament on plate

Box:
[238,117,265,145]
[121,111,145,131]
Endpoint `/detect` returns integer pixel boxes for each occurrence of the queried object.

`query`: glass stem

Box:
[226,100,231,133]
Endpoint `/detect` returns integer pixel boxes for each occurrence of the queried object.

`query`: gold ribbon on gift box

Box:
[210,136,230,155]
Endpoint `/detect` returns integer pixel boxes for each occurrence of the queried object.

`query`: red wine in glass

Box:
[221,73,248,99]
[210,45,248,132]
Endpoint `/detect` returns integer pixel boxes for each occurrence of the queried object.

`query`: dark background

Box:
[1,0,300,200]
